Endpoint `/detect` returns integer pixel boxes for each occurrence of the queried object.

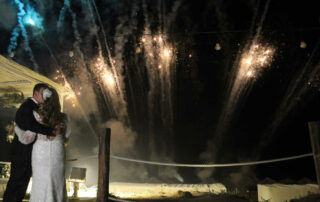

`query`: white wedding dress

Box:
[15,111,71,202]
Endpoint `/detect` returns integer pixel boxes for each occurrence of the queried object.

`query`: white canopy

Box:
[0,55,73,109]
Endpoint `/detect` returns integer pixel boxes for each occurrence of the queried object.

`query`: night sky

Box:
[0,0,320,188]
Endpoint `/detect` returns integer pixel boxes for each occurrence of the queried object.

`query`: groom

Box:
[3,83,58,202]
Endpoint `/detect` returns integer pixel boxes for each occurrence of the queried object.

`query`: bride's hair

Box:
[38,87,66,130]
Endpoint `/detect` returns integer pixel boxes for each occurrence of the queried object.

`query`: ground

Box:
[1,194,252,202]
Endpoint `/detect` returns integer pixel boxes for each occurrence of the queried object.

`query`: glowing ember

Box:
[65,93,75,100]
[103,71,115,86]
[239,42,275,78]
[245,57,252,65]
[162,48,172,58]
[27,18,35,25]
[164,50,170,57]
[258,56,267,64]
[92,56,119,92]
[51,69,77,107]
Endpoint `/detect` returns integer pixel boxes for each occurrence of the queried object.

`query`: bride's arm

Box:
[57,119,71,144]
[65,120,71,141]
[14,126,37,145]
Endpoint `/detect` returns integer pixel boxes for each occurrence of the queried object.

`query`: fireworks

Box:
[53,69,78,107]
[22,4,44,30]
[140,31,177,152]
[7,0,43,69]
[93,56,118,91]
[239,43,275,78]
[140,34,175,68]
[65,93,75,100]
[161,47,172,60]
[164,49,170,57]
[103,71,115,86]
[26,18,35,26]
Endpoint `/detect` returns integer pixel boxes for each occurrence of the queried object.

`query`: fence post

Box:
[308,121,320,189]
[97,128,111,202]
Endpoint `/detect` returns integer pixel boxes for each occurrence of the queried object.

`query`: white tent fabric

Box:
[0,55,73,109]
[258,184,320,202]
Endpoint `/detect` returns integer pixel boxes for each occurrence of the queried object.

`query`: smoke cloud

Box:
[104,119,137,155]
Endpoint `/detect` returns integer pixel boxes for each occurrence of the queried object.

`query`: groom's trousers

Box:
[3,137,33,202]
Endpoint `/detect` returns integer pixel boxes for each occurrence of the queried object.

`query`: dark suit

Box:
[3,98,54,202]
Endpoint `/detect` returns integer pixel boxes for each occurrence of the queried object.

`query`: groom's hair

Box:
[33,83,49,95]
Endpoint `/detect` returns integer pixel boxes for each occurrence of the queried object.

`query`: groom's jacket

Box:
[11,98,54,162]
[15,98,54,136]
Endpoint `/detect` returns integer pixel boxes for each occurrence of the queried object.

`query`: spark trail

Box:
[8,0,41,70]
[258,40,320,150]
[114,1,139,123]
[57,0,85,70]
[88,0,129,123]
[200,0,273,173]
[216,0,272,138]
[36,31,99,142]
[56,0,112,140]
[57,0,102,118]
[83,0,116,119]
[141,0,178,159]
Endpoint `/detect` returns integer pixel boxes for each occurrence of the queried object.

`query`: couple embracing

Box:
[3,83,71,202]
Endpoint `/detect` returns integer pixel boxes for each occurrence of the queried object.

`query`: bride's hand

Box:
[54,124,61,135]
[48,124,61,141]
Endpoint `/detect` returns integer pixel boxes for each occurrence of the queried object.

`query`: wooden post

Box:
[308,121,320,189]
[97,128,111,202]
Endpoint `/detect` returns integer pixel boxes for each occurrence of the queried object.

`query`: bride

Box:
[14,87,71,202]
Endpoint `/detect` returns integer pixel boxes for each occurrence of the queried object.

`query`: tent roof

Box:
[0,55,73,99]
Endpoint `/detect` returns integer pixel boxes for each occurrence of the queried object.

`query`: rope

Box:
[67,153,313,168]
